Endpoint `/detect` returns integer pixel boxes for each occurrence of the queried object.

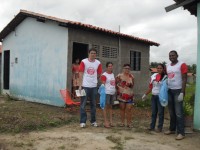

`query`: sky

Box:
[0,0,197,65]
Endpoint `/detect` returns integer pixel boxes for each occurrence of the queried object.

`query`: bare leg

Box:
[108,104,113,126]
[119,102,126,126]
[103,105,110,127]
[126,103,133,127]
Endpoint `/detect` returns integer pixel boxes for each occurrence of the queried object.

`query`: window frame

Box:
[130,50,141,71]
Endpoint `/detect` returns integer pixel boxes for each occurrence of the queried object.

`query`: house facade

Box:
[0,10,159,107]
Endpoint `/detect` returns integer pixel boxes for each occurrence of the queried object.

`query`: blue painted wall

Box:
[194,3,200,130]
[2,17,68,106]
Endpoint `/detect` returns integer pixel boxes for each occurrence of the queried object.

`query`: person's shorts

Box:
[106,94,115,105]
[118,99,134,104]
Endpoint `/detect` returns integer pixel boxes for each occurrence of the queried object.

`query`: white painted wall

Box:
[2,17,68,106]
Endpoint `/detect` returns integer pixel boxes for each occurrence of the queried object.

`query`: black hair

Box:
[123,64,131,68]
[169,50,178,56]
[73,58,80,64]
[106,62,113,67]
[157,63,166,80]
[88,48,97,54]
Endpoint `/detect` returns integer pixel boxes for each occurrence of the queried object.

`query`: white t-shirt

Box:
[101,72,116,95]
[166,61,187,89]
[80,58,102,87]
[149,73,166,95]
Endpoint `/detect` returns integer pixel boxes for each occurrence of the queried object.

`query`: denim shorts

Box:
[106,94,115,105]
[118,99,134,104]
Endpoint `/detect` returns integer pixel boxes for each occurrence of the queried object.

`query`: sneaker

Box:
[80,123,86,128]
[155,128,162,133]
[147,128,155,131]
[91,122,98,127]
[164,130,175,135]
[175,134,185,140]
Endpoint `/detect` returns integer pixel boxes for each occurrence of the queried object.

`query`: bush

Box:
[135,94,151,108]
[184,84,195,116]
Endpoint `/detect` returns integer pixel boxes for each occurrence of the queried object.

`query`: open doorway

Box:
[72,42,88,63]
[3,50,10,90]
[71,42,88,99]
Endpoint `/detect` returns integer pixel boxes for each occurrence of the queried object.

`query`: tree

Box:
[150,61,167,68]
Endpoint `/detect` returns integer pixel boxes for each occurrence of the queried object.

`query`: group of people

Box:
[72,48,187,141]
[142,50,187,140]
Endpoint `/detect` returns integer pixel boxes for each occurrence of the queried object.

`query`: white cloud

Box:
[0,0,197,65]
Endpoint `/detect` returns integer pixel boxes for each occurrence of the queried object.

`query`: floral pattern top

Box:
[115,73,134,102]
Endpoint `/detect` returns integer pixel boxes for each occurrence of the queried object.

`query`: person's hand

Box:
[142,94,146,101]
[100,84,105,87]
[79,86,82,93]
[178,93,184,102]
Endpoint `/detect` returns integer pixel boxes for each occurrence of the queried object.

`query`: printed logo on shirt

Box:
[87,67,95,75]
[110,79,115,86]
[168,72,175,79]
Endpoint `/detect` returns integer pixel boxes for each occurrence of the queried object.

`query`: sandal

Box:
[119,123,125,127]
[109,123,115,127]
[104,124,111,128]
[127,124,133,128]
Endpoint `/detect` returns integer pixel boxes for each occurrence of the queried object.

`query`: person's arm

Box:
[97,64,103,79]
[145,88,152,96]
[78,61,85,89]
[181,73,187,95]
[142,79,153,100]
[132,74,134,87]
[180,63,188,95]
[100,75,106,85]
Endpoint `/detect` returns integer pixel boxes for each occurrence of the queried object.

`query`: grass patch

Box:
[184,83,195,116]
[106,135,123,150]
[124,136,135,140]
[58,145,65,149]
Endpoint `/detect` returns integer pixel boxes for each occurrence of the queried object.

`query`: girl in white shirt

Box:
[100,62,116,128]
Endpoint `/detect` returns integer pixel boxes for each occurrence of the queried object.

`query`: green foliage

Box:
[184,83,195,116]
[135,94,151,108]
[150,61,167,68]
[136,83,196,116]
[187,64,196,74]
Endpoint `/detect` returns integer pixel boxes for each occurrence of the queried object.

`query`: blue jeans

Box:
[168,89,185,135]
[80,87,97,123]
[150,95,164,130]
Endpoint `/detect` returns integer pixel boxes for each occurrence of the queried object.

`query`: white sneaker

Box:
[91,122,98,127]
[175,134,185,140]
[80,123,86,128]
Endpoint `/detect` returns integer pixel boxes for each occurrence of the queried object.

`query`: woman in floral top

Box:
[116,64,134,128]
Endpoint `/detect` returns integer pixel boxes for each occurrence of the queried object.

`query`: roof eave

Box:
[0,10,160,46]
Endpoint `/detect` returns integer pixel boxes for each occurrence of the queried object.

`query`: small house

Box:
[0,10,159,106]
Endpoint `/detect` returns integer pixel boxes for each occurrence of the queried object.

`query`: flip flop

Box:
[127,124,133,128]
[119,123,125,127]
[109,123,115,127]
[104,125,111,128]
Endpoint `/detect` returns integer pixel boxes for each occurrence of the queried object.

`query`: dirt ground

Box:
[0,96,200,150]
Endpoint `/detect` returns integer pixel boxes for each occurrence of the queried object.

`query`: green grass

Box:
[184,83,195,116]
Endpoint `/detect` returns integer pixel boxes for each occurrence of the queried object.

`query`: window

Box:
[102,46,118,58]
[110,47,118,58]
[130,51,141,71]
